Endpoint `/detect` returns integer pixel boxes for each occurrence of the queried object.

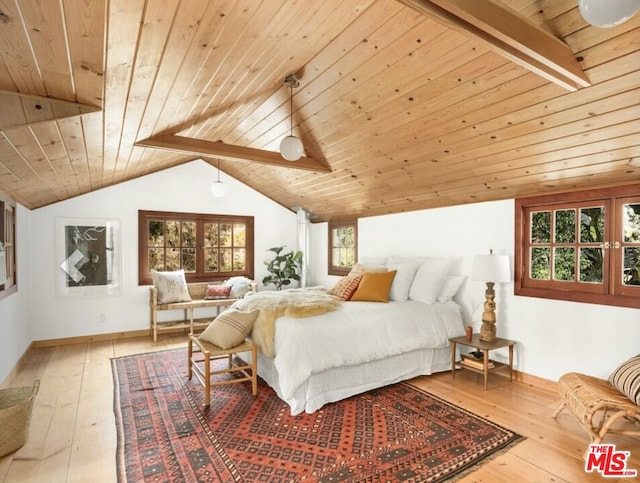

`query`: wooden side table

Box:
[449,335,516,390]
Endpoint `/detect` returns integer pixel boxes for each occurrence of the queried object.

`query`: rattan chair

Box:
[552,372,640,456]
[188,336,258,407]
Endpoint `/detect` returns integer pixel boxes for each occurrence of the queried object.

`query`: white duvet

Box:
[271,300,465,400]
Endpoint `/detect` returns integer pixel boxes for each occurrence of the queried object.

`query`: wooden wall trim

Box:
[30,329,151,349]
[17,331,560,396]
[1,341,34,387]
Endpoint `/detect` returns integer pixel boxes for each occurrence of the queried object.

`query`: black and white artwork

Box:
[57,219,120,295]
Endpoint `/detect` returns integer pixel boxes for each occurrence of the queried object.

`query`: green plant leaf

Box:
[263,246,303,290]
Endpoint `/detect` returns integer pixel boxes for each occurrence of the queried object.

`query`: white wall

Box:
[0,204,32,383]
[3,170,638,386]
[26,160,298,342]
[309,200,640,383]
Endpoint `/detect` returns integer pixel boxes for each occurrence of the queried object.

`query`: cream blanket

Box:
[233,287,342,357]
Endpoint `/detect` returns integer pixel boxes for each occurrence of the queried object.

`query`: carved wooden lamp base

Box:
[472,250,510,344]
[480,321,497,342]
[479,281,498,342]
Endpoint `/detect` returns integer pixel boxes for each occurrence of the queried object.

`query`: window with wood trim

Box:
[515,185,640,308]
[138,210,254,285]
[328,219,357,276]
[0,195,17,299]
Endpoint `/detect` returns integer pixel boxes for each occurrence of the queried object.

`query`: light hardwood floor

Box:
[1,335,639,483]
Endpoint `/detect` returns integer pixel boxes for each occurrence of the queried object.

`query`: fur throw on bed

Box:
[233,287,342,357]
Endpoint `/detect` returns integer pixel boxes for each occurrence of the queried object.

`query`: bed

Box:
[231,256,467,415]
[256,299,465,415]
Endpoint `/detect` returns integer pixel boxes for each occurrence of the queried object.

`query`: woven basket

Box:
[0,379,39,457]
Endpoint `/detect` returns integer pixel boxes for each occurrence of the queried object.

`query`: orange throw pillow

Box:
[350,270,397,303]
[328,274,362,300]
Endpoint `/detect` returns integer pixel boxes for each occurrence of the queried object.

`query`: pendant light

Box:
[280,74,304,161]
[579,0,640,27]
[210,160,226,197]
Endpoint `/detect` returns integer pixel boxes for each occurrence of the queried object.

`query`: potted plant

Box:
[262,246,303,290]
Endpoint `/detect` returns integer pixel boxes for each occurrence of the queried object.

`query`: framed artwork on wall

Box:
[56,218,121,297]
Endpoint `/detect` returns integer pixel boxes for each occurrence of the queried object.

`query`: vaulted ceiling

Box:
[0,0,638,222]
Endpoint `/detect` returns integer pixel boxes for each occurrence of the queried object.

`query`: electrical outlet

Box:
[98,313,107,324]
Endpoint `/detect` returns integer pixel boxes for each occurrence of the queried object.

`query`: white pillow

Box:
[387,260,419,302]
[437,275,466,303]
[151,269,191,304]
[349,262,388,275]
[359,255,387,267]
[409,258,452,304]
[223,276,253,298]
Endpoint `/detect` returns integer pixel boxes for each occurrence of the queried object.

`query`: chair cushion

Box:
[609,354,640,405]
[151,269,191,304]
[199,309,259,349]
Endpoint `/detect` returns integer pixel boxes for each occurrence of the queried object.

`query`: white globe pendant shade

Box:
[210,180,226,197]
[579,0,640,27]
[280,135,304,161]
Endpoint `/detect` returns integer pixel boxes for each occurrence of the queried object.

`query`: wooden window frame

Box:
[0,193,17,300]
[138,210,254,285]
[328,219,358,276]
[515,184,640,309]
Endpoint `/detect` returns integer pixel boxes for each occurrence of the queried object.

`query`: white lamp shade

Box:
[471,254,511,283]
[579,0,640,27]
[210,180,226,197]
[280,135,304,161]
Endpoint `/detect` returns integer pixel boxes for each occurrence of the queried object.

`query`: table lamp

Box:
[471,250,511,342]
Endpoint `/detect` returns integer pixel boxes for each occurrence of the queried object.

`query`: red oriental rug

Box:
[112,349,522,482]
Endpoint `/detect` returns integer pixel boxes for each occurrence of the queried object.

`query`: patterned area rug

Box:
[112,349,522,482]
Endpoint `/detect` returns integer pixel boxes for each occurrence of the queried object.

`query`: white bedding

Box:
[264,299,465,412]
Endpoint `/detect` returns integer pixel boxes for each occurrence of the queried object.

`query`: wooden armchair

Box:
[187,336,258,407]
[552,372,640,456]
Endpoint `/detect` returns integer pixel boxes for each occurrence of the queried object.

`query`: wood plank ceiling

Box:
[0,0,638,222]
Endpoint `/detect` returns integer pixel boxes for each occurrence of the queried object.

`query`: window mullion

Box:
[195,219,204,276]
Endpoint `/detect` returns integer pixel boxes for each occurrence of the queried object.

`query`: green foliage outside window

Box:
[530,206,604,283]
[516,187,640,309]
[147,218,247,274]
[578,208,604,283]
[332,226,356,268]
[623,204,640,285]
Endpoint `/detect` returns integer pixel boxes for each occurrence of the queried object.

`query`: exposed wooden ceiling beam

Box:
[136,134,332,173]
[397,0,590,91]
[0,91,100,130]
